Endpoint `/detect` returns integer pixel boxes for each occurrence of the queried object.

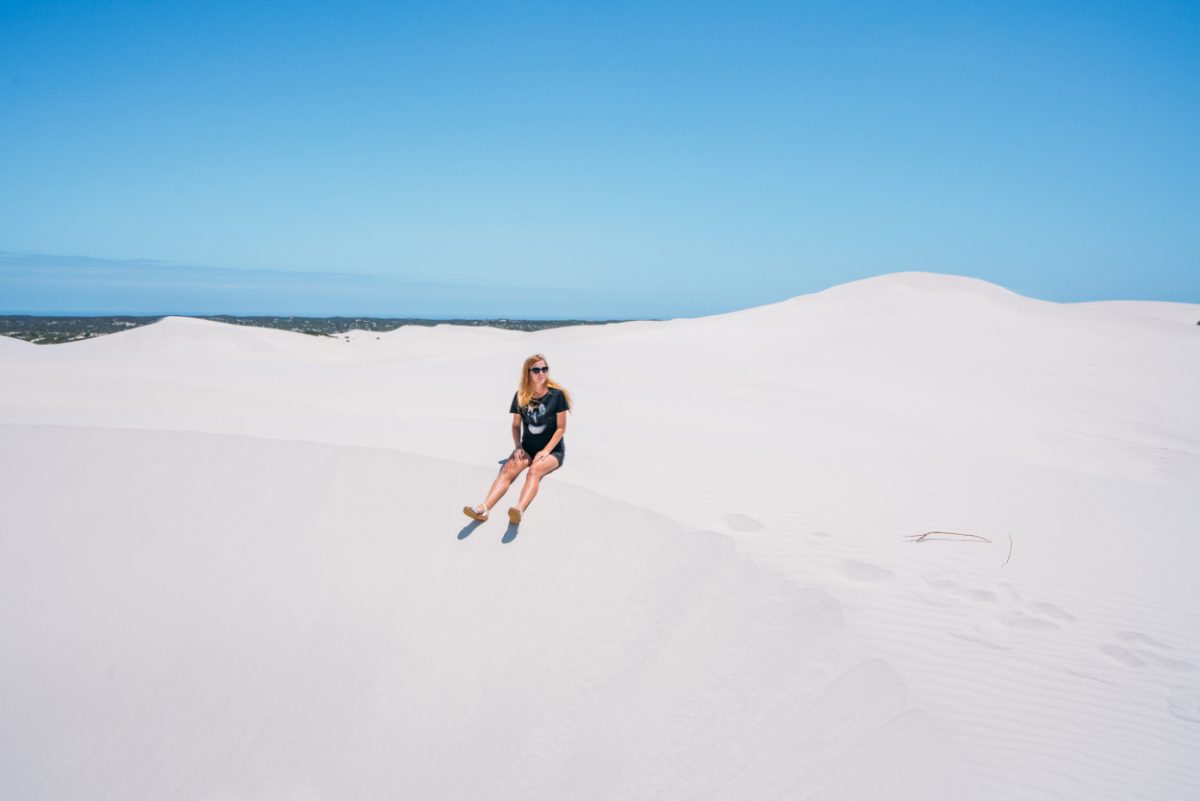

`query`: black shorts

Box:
[521,441,565,467]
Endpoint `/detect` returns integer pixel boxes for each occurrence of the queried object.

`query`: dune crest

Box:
[2,271,1198,799]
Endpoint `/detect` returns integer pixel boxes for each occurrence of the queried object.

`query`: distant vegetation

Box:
[0,315,630,345]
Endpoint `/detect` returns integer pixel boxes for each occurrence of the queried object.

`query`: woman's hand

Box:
[534,451,549,463]
[512,448,529,463]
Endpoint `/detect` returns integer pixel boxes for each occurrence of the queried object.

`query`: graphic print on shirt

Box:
[511,389,568,446]
[525,402,549,435]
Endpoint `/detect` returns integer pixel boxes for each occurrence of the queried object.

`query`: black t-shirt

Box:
[510,388,569,451]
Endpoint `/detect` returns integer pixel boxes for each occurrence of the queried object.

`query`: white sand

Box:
[1,271,1197,799]
[1072,299,1200,326]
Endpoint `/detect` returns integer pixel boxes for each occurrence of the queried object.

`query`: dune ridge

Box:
[2,272,1197,799]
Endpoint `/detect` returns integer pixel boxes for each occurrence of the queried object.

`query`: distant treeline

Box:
[0,315,630,345]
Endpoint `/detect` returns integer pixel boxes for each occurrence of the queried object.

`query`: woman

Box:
[463,354,573,525]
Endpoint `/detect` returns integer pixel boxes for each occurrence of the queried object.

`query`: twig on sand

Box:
[905,530,1015,568]
[905,530,993,543]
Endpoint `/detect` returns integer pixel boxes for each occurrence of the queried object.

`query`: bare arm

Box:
[512,413,523,450]
[537,411,568,458]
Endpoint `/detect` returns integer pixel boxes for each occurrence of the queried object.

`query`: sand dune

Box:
[0,425,977,800]
[2,272,1197,799]
[1072,299,1200,326]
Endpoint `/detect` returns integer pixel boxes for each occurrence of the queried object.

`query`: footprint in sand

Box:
[1099,633,1200,721]
[1167,690,1200,723]
[918,577,1007,606]
[1100,644,1147,668]
[1098,632,1195,672]
[1025,601,1078,624]
[996,583,1022,604]
[912,576,995,608]
[956,588,999,603]
[1116,630,1171,650]
[1000,611,1061,631]
[925,577,959,593]
[994,594,1078,633]
[1142,652,1198,672]
[807,530,833,545]
[948,631,1012,652]
[722,513,765,532]
[914,575,1078,642]
[837,559,894,583]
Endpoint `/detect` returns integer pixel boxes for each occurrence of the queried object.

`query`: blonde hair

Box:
[516,353,573,410]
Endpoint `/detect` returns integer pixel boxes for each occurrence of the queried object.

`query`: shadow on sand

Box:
[457,452,529,542]
[455,516,521,543]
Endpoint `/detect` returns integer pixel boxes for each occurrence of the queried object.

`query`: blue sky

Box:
[1,0,1197,317]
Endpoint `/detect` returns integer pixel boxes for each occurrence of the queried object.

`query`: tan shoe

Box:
[463,505,488,522]
[507,506,523,524]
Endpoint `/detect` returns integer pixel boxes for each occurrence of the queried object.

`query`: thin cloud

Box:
[0,251,712,318]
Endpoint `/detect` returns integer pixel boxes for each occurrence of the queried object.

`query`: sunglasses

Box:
[529,366,549,374]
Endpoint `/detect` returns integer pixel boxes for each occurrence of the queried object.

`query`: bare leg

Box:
[477,451,530,513]
[516,454,560,512]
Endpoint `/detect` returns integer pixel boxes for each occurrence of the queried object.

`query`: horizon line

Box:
[0,310,646,321]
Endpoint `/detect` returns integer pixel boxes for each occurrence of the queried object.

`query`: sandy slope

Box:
[1,272,1198,799]
[0,424,973,801]
[1072,299,1200,326]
